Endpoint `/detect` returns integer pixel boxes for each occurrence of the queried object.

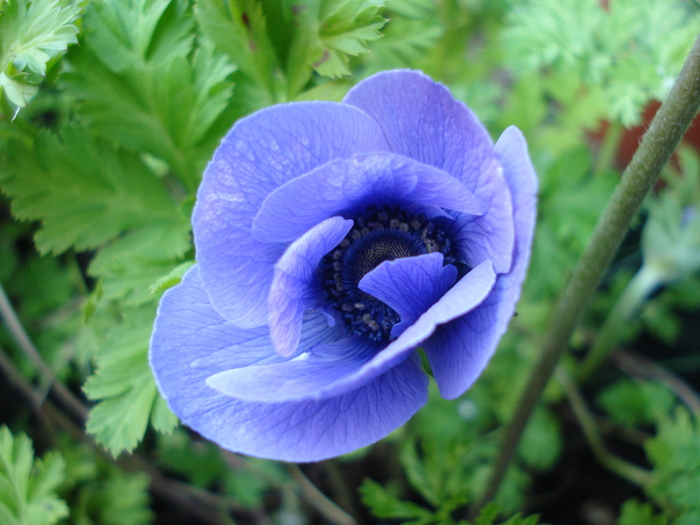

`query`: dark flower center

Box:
[319,204,456,341]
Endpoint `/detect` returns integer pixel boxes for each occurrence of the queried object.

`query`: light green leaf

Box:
[359,479,433,522]
[63,0,236,190]
[84,304,176,454]
[0,427,68,525]
[314,0,387,78]
[88,224,191,307]
[195,0,278,105]
[518,407,562,471]
[0,0,80,108]
[618,500,669,525]
[0,124,184,255]
[148,260,195,295]
[644,409,700,524]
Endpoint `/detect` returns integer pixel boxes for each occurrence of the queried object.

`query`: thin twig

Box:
[288,465,357,525]
[0,283,88,422]
[613,349,700,417]
[555,366,651,486]
[0,345,243,525]
[223,451,357,525]
[469,33,700,517]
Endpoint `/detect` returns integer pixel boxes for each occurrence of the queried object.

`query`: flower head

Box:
[150,70,537,462]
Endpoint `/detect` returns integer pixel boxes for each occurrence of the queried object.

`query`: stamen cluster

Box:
[320,204,455,341]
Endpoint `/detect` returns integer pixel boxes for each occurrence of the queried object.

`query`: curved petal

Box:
[358,252,457,338]
[303,259,497,399]
[150,265,428,462]
[269,216,354,357]
[253,152,482,244]
[207,336,380,401]
[423,126,538,399]
[344,70,514,273]
[193,102,389,327]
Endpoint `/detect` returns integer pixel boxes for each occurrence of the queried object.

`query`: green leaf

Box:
[618,500,669,525]
[195,0,278,105]
[314,0,386,77]
[597,379,676,428]
[0,0,80,108]
[88,224,191,307]
[260,0,386,96]
[84,304,177,455]
[148,260,195,295]
[502,0,700,126]
[644,409,700,525]
[0,426,68,525]
[518,407,562,471]
[359,479,434,523]
[0,124,183,255]
[62,0,236,190]
[90,472,153,525]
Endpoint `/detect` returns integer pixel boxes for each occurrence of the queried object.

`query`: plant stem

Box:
[288,465,357,525]
[556,366,651,486]
[614,349,700,417]
[0,282,88,422]
[577,265,660,382]
[469,33,700,517]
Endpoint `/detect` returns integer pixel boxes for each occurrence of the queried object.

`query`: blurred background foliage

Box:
[1,0,700,523]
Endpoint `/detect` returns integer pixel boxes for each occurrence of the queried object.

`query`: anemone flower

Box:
[150,70,538,462]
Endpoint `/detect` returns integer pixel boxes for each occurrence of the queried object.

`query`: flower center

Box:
[319,204,456,341]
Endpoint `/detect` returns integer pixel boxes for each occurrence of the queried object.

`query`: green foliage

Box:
[518,408,562,471]
[84,305,178,455]
[0,124,186,255]
[361,0,443,73]
[62,0,236,191]
[528,146,618,298]
[597,379,676,429]
[618,500,669,525]
[0,0,80,109]
[0,427,68,525]
[644,409,700,525]
[77,471,152,525]
[59,440,153,525]
[503,0,700,126]
[360,478,435,524]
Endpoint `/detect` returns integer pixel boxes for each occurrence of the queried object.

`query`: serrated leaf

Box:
[644,409,700,524]
[148,260,195,295]
[0,124,183,255]
[0,0,80,108]
[83,0,193,70]
[84,304,175,454]
[0,427,68,525]
[88,224,191,307]
[518,407,562,471]
[63,0,236,190]
[359,479,433,522]
[314,0,386,78]
[195,0,278,105]
[98,472,153,525]
[597,379,676,428]
[618,500,668,525]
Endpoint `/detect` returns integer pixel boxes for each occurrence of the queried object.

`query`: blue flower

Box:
[149,70,537,462]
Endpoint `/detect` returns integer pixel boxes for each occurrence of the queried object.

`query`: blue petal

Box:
[207,336,380,401]
[150,265,428,462]
[192,102,389,328]
[423,126,538,399]
[358,252,457,337]
[344,70,515,273]
[311,259,496,397]
[269,216,353,357]
[252,152,482,243]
